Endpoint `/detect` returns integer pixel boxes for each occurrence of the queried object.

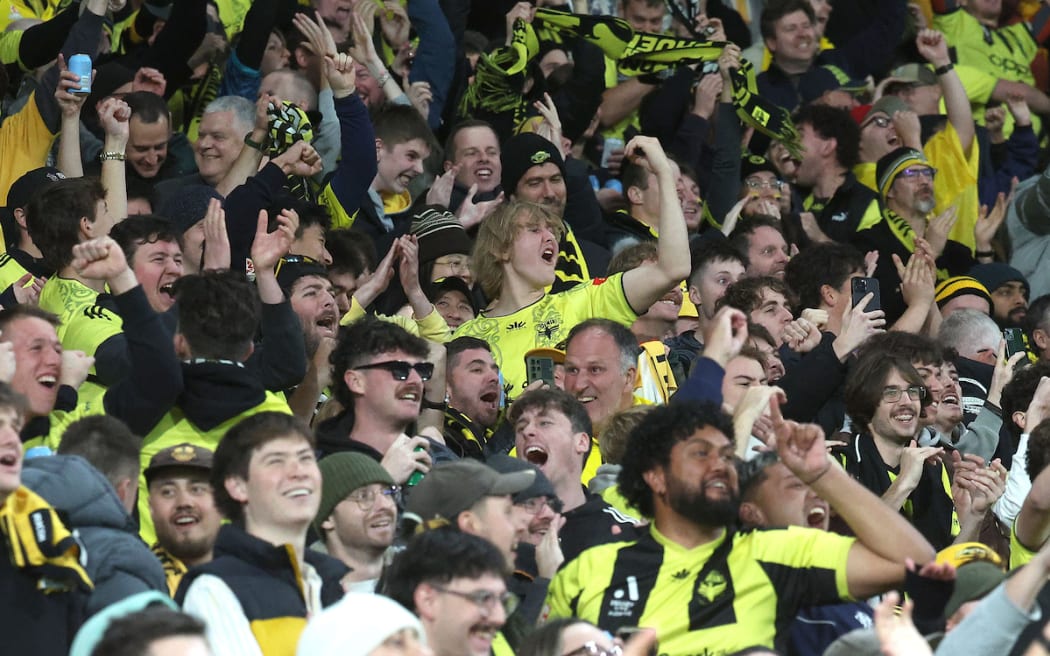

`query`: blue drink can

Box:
[69,54,92,95]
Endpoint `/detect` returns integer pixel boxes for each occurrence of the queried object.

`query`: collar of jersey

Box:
[649,522,728,556]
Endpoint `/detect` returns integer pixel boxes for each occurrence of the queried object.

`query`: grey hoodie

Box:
[22,455,167,616]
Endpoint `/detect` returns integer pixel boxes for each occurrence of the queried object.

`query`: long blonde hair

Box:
[472,200,566,300]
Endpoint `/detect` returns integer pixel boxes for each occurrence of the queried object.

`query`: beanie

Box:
[969,262,1030,298]
[275,255,328,295]
[314,453,394,532]
[411,205,474,266]
[500,133,565,195]
[296,592,426,656]
[876,147,930,199]
[934,276,993,310]
[156,184,223,234]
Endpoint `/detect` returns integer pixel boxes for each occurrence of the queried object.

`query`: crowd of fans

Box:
[10,0,1050,654]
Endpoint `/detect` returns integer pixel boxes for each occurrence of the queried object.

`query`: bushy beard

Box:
[668,484,740,528]
[915,197,936,214]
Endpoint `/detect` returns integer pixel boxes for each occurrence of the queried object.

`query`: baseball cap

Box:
[275,254,328,295]
[426,276,478,315]
[740,153,779,181]
[850,96,909,127]
[486,454,558,505]
[144,443,214,487]
[888,63,938,87]
[405,460,535,522]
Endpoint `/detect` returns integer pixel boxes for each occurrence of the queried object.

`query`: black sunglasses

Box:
[353,360,434,381]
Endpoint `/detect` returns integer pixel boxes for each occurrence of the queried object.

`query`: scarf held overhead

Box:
[462,9,799,156]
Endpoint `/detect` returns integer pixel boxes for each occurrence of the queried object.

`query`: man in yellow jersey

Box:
[933,0,1050,135]
[178,413,349,654]
[456,136,690,398]
[511,387,639,563]
[145,443,221,597]
[500,132,610,291]
[3,237,181,449]
[545,399,935,655]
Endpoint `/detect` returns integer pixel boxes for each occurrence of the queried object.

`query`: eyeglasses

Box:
[897,167,937,181]
[346,484,401,511]
[744,178,784,191]
[353,360,434,381]
[430,585,519,616]
[563,642,624,656]
[433,256,472,272]
[865,115,892,129]
[274,254,322,277]
[516,496,564,514]
[881,386,926,402]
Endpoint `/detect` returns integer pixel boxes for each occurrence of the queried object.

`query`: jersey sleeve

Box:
[545,552,591,621]
[748,526,856,603]
[581,273,639,324]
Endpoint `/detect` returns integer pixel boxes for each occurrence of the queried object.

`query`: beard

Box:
[915,197,936,214]
[667,482,740,528]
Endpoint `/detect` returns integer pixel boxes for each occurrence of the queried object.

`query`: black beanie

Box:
[500,133,566,195]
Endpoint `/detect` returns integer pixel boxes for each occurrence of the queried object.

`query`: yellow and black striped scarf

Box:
[461,9,799,156]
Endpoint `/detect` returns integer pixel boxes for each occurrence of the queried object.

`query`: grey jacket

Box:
[1008,165,1050,300]
[22,455,167,616]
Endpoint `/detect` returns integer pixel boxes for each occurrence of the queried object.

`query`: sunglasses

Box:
[353,360,434,381]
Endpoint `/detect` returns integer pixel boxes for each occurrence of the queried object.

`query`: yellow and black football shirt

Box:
[453,273,638,399]
[546,524,855,655]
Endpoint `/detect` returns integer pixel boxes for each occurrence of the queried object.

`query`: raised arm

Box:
[96,97,130,224]
[771,396,935,599]
[405,0,455,129]
[620,136,691,312]
[917,29,974,156]
[54,55,87,178]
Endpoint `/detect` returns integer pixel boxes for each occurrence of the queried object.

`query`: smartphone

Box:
[851,277,881,312]
[1005,328,1027,358]
[600,137,624,169]
[616,627,658,656]
[525,355,556,387]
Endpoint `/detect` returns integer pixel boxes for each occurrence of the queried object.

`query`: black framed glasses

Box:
[345,484,401,511]
[430,585,519,616]
[274,254,322,277]
[897,167,937,181]
[866,115,892,129]
[744,178,784,191]
[881,385,926,403]
[563,642,623,656]
[353,360,434,381]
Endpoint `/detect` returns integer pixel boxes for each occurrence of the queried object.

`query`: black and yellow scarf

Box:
[1,486,92,594]
[460,9,799,156]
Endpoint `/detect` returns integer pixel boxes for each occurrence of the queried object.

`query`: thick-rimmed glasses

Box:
[897,167,937,181]
[744,178,784,191]
[345,484,401,512]
[353,360,434,381]
[865,115,892,129]
[881,386,926,403]
[431,585,519,616]
[563,642,624,656]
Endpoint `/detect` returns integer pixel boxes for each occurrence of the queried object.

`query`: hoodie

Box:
[22,455,167,617]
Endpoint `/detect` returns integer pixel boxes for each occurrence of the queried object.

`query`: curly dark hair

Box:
[783,242,865,312]
[855,331,943,368]
[1026,419,1050,483]
[25,176,106,271]
[617,402,734,518]
[793,104,861,169]
[173,270,260,360]
[379,528,507,612]
[329,317,431,408]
